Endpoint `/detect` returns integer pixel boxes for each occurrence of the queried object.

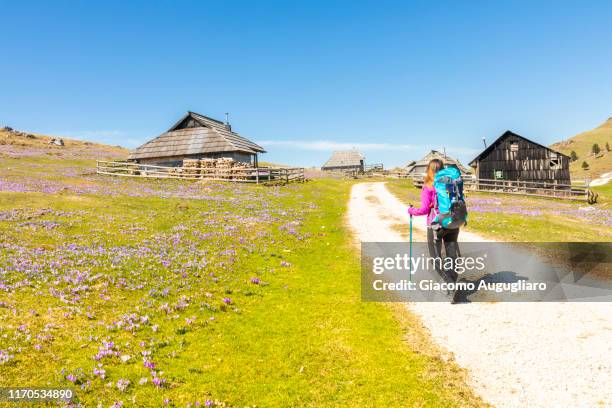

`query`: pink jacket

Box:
[408,185,437,225]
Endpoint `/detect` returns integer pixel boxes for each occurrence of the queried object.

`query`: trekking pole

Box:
[408,205,413,283]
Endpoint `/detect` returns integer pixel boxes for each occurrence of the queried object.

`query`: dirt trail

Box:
[348,182,611,408]
[590,171,612,187]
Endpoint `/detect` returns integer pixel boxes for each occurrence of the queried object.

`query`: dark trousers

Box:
[427,227,460,280]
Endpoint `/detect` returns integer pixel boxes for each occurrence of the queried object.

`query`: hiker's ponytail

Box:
[424,159,444,187]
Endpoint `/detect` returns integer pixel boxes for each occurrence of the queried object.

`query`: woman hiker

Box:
[408,158,459,285]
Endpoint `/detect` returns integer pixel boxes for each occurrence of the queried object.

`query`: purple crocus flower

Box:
[116,378,130,392]
[151,371,166,388]
[93,364,106,379]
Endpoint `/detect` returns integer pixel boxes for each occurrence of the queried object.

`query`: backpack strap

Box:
[430,185,439,219]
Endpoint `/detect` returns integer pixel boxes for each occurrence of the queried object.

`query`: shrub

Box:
[570,150,578,161]
[591,143,600,155]
[581,161,589,170]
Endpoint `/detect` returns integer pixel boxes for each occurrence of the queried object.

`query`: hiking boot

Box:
[435,269,454,285]
[447,269,459,283]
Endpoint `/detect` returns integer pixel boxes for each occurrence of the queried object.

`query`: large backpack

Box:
[432,166,468,229]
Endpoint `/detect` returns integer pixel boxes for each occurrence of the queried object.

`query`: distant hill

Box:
[551,118,612,179]
[0,126,128,160]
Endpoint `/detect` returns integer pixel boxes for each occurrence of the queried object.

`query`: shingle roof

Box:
[128,112,265,160]
[468,130,569,166]
[404,150,471,174]
[322,150,364,168]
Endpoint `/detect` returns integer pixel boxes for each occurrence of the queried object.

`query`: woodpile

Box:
[232,161,250,180]
[168,167,182,176]
[182,159,200,175]
[179,157,252,180]
[199,158,216,178]
[214,157,235,179]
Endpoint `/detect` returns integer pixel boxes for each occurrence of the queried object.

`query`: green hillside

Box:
[551,118,612,179]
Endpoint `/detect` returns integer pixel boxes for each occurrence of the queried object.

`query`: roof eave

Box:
[470,130,572,164]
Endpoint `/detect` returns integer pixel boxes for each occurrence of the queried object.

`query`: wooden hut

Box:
[404,150,471,176]
[128,111,265,167]
[321,149,364,173]
[469,130,570,184]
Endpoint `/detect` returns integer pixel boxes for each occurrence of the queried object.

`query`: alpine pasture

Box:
[0,131,482,407]
[386,179,612,242]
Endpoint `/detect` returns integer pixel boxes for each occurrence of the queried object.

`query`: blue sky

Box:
[1,0,611,167]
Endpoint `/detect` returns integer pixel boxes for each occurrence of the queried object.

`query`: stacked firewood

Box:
[180,157,253,180]
[199,158,216,178]
[183,159,200,176]
[214,157,234,179]
[232,161,250,180]
[168,167,183,176]
[215,157,235,168]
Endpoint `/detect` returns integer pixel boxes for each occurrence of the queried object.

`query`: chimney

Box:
[224,112,231,131]
[482,136,487,148]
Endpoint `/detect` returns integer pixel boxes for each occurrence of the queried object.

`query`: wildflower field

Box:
[0,141,482,407]
[386,179,612,242]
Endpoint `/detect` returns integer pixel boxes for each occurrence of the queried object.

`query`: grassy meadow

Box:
[0,139,483,407]
[386,179,612,242]
[550,117,612,178]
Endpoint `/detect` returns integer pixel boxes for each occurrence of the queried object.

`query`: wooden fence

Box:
[364,163,384,172]
[406,174,596,202]
[96,161,305,184]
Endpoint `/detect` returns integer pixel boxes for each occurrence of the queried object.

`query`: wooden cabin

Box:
[128,111,265,167]
[321,149,364,173]
[469,131,570,184]
[404,150,471,176]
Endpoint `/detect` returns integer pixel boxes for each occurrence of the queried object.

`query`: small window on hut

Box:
[510,143,519,152]
[549,159,560,169]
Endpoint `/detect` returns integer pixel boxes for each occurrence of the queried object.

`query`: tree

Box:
[581,161,589,170]
[606,142,610,152]
[592,143,600,155]
[570,150,578,161]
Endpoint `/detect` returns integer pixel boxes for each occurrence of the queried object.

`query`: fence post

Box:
[285,169,289,184]
[256,167,259,184]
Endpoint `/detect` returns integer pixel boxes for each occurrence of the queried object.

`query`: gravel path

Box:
[590,171,612,187]
[348,182,612,408]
